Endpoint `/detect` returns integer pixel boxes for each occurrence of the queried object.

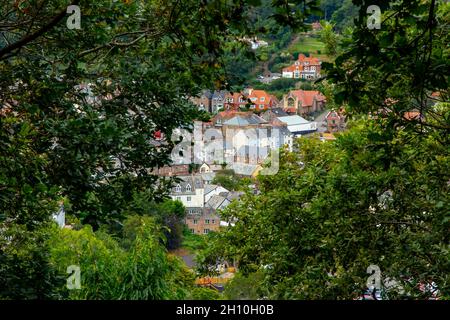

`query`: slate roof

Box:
[212,90,228,101]
[206,195,230,210]
[204,184,220,195]
[223,114,267,126]
[172,175,204,194]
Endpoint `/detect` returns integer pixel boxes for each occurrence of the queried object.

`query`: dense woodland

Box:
[0,0,448,300]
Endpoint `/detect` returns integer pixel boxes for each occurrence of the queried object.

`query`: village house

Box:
[185,207,221,235]
[223,91,248,110]
[276,115,318,137]
[211,90,228,113]
[240,36,269,50]
[260,107,289,123]
[170,175,205,210]
[246,88,279,111]
[190,90,213,112]
[207,110,293,166]
[222,88,278,111]
[325,109,346,132]
[199,162,224,173]
[169,176,242,235]
[281,89,326,116]
[204,184,230,203]
[282,54,322,80]
[153,164,190,177]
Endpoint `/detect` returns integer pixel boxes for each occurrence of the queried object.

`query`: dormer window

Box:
[260,97,265,102]
[175,184,181,192]
[186,184,192,192]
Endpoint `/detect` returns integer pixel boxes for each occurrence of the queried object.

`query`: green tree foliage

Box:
[200,0,450,300]
[325,0,449,131]
[212,170,251,191]
[319,21,340,56]
[123,195,186,250]
[201,121,449,299]
[48,217,192,299]
[0,223,66,299]
[0,0,319,298]
[330,0,358,31]
[0,0,321,225]
[224,270,268,300]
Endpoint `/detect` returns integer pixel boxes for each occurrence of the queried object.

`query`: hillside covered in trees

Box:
[0,0,448,301]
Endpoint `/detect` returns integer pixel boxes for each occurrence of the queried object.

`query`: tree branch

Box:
[0,0,79,60]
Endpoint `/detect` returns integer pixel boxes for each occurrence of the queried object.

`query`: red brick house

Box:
[282,54,322,80]
[281,90,326,115]
[325,109,346,132]
[222,89,278,111]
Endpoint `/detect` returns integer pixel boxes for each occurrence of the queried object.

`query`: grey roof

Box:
[212,90,228,100]
[286,122,317,134]
[172,175,203,194]
[277,115,309,126]
[223,114,267,126]
[206,195,230,210]
[204,184,220,195]
[201,89,213,99]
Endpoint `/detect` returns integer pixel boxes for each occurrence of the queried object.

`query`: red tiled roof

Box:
[297,54,321,65]
[403,112,422,120]
[283,64,304,73]
[289,90,326,107]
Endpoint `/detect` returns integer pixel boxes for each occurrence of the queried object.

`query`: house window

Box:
[190,229,195,234]
[187,196,191,202]
[175,184,181,192]
[239,96,245,103]
[193,219,198,224]
[212,220,215,224]
[251,97,257,102]
[288,98,295,107]
[186,184,191,192]
[205,219,210,224]
[260,97,265,102]
[176,196,181,201]
[203,229,210,234]
[259,104,264,109]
